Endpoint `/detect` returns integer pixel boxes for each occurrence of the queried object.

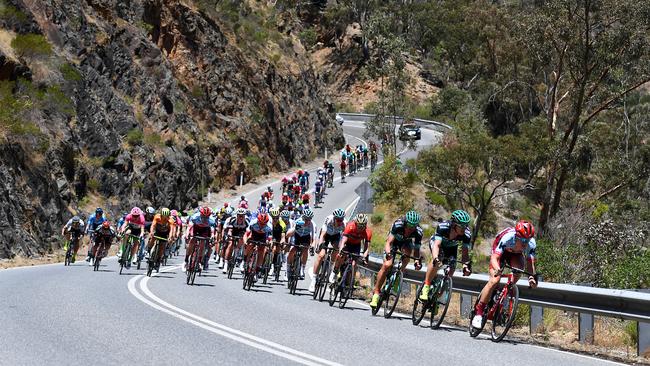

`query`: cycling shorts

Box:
[429,243,458,262]
[491,251,525,272]
[342,243,361,255]
[153,229,170,240]
[391,239,420,252]
[318,233,341,251]
[126,227,142,237]
[193,226,211,239]
[229,228,246,239]
[294,234,311,246]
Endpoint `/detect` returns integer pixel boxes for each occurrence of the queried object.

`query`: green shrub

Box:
[370,212,384,225]
[11,33,52,59]
[59,63,83,82]
[137,20,154,34]
[245,154,262,176]
[426,190,447,207]
[126,128,144,146]
[144,132,163,147]
[299,27,318,48]
[270,53,281,65]
[87,178,100,192]
[0,3,27,23]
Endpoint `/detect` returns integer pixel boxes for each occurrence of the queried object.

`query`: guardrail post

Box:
[577,283,595,344]
[638,289,650,357]
[529,275,544,334]
[460,293,472,317]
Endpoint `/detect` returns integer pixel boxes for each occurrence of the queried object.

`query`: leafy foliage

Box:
[11,33,52,59]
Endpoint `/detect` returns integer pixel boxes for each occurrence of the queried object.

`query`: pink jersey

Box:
[125,214,145,226]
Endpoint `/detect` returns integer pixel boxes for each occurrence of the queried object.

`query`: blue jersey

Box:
[189,213,215,228]
[248,219,273,240]
[86,215,106,232]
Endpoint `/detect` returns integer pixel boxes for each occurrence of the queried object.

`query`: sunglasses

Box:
[516,237,530,244]
[406,222,417,228]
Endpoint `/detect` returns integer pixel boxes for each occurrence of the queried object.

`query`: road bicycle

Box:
[287,243,309,295]
[371,250,421,318]
[243,240,269,291]
[412,258,470,328]
[327,170,334,188]
[329,251,367,309]
[147,236,168,277]
[64,231,82,266]
[186,236,210,285]
[468,263,539,342]
[92,237,110,272]
[370,154,377,172]
[312,247,335,302]
[118,234,139,275]
[226,235,244,279]
[272,241,284,282]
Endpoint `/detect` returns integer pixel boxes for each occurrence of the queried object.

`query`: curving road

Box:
[0,121,617,366]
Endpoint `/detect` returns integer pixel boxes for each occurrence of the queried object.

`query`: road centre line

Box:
[128,270,343,366]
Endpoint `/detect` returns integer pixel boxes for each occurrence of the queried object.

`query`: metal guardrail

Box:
[359,257,650,356]
[336,112,453,133]
[360,257,650,322]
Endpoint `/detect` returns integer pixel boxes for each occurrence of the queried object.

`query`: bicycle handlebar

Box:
[500,263,539,281]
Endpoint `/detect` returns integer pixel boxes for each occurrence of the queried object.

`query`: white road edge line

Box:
[128,270,343,366]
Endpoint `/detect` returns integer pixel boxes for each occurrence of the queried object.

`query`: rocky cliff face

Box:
[0,0,344,258]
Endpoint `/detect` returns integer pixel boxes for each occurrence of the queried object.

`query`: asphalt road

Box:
[0,121,617,366]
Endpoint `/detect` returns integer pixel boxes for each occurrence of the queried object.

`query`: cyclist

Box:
[309,208,346,292]
[292,184,302,202]
[147,208,176,266]
[370,210,424,308]
[61,215,85,263]
[216,206,234,269]
[119,207,145,269]
[285,209,315,281]
[90,221,116,265]
[269,208,288,267]
[171,209,183,254]
[140,207,156,261]
[419,210,473,301]
[301,193,310,210]
[282,176,289,193]
[183,206,215,273]
[331,213,371,282]
[471,220,538,329]
[243,212,273,280]
[222,207,250,274]
[340,157,347,181]
[314,178,323,204]
[84,207,106,262]
[239,195,249,209]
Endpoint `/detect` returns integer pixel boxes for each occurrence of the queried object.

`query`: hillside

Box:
[0,0,344,258]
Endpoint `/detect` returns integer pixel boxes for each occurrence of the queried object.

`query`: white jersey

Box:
[320,215,346,236]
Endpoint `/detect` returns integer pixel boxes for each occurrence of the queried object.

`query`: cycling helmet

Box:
[269,207,280,217]
[302,209,314,219]
[451,210,471,227]
[280,210,290,219]
[355,213,368,225]
[199,206,211,217]
[95,207,103,215]
[146,206,155,215]
[101,221,110,229]
[333,208,345,219]
[258,207,267,214]
[267,186,273,192]
[224,207,233,215]
[160,208,171,217]
[515,220,535,239]
[223,202,229,208]
[130,207,143,216]
[171,209,178,217]
[257,213,269,226]
[236,208,246,216]
[405,210,421,225]
[295,219,305,227]
[298,169,304,175]
[72,216,80,223]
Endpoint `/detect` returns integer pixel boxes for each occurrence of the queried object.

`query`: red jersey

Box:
[342,222,372,245]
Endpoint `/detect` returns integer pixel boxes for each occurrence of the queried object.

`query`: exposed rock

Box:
[0,0,344,258]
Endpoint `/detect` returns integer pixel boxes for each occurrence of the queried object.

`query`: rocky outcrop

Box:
[0,0,344,258]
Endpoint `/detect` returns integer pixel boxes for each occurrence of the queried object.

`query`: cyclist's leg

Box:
[372,255,395,295]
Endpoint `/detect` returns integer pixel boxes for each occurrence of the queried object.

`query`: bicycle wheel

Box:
[146,244,157,277]
[227,257,235,279]
[431,276,452,329]
[262,252,271,285]
[328,281,339,307]
[491,285,519,342]
[469,290,488,337]
[411,284,428,326]
[317,259,331,302]
[274,255,281,282]
[384,271,402,318]
[339,266,354,309]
